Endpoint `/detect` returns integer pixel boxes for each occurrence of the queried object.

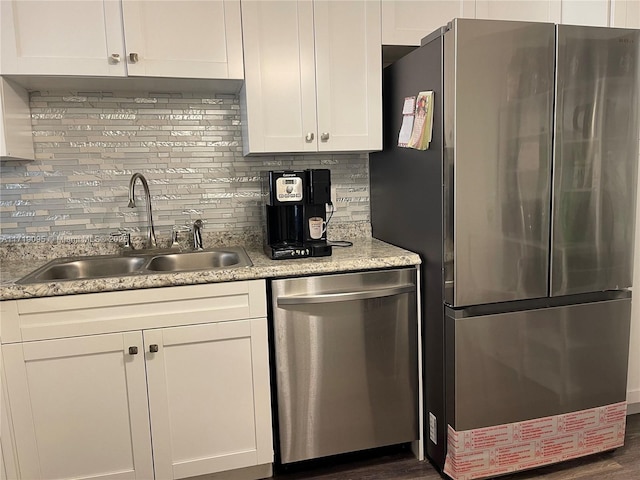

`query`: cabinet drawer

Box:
[1,280,266,343]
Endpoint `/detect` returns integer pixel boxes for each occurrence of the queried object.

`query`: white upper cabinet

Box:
[561,0,609,26]
[475,0,562,22]
[240,0,317,154]
[121,0,243,79]
[314,1,382,152]
[240,0,382,154]
[1,78,34,160]
[562,0,640,27]
[0,0,243,79]
[381,0,639,34]
[1,0,126,76]
[475,0,639,27]
[382,0,476,46]
[610,0,640,27]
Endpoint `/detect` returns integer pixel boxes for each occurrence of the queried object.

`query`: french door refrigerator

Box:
[370,18,639,480]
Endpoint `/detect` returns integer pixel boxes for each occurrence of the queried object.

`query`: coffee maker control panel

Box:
[275,177,303,202]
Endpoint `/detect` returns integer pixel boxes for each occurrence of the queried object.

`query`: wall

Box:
[0,91,370,242]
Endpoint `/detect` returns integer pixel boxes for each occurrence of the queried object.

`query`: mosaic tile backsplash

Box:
[0,91,370,243]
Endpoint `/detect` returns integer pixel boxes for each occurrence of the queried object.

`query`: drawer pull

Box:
[128,346,138,355]
[149,344,159,353]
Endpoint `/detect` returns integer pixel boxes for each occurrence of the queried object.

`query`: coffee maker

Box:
[263,169,332,259]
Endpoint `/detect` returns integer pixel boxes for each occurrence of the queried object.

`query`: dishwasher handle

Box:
[276,284,415,305]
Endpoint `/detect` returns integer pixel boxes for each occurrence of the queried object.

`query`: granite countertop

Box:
[0,238,421,301]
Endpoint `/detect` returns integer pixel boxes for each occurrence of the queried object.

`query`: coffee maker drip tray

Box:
[265,242,332,260]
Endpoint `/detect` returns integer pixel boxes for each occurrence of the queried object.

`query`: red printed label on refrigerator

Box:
[560,409,598,432]
[443,402,626,480]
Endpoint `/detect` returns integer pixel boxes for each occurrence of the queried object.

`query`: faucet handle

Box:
[111,231,133,251]
[192,219,204,251]
[171,225,191,249]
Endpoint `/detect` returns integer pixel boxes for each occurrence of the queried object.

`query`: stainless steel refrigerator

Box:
[370,18,639,478]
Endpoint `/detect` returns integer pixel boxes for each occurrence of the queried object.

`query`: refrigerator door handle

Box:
[276,284,415,305]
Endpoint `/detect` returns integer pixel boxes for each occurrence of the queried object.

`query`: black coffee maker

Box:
[263,169,332,260]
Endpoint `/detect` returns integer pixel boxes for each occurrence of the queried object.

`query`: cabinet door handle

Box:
[149,344,159,353]
[129,52,139,63]
[128,346,138,355]
[305,132,315,143]
[110,53,121,64]
[320,132,330,142]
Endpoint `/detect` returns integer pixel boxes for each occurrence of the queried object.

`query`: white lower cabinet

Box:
[146,320,272,479]
[3,332,154,480]
[0,281,272,480]
[2,342,20,480]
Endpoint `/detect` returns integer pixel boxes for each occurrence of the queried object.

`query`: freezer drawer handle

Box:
[277,284,414,305]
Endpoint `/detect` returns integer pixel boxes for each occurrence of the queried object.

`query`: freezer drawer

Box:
[271,268,419,463]
[447,297,631,431]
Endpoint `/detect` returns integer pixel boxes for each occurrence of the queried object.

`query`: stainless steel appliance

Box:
[370,19,638,477]
[263,169,332,259]
[270,268,419,464]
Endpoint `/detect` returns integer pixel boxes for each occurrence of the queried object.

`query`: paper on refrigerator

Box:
[397,96,415,147]
[398,91,435,150]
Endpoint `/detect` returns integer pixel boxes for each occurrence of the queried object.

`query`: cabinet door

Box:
[314,0,382,152]
[1,78,35,160]
[561,0,609,26]
[382,0,476,46]
[475,0,561,22]
[610,0,640,27]
[241,0,318,153]
[0,0,126,76]
[1,344,19,480]
[144,319,272,479]
[121,0,243,79]
[2,332,153,480]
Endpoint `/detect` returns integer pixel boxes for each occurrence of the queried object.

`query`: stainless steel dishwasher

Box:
[270,268,419,464]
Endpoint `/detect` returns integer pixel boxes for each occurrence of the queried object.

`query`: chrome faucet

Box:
[128,173,157,249]
[192,219,204,251]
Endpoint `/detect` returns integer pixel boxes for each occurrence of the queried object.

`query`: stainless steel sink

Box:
[17,255,149,283]
[16,247,253,284]
[146,247,252,272]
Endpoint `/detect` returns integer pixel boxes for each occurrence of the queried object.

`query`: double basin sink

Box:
[17,247,252,284]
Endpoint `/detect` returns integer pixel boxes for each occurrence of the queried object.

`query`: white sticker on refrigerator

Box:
[430,412,438,444]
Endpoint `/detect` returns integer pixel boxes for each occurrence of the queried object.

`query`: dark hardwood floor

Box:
[272,414,640,480]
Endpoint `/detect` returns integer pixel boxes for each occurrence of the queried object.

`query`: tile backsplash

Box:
[0,91,370,243]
